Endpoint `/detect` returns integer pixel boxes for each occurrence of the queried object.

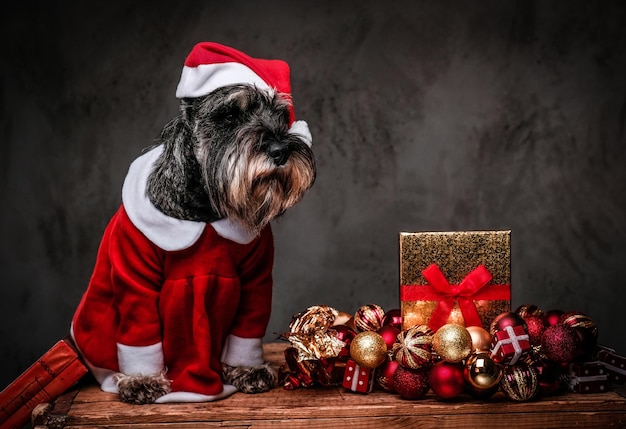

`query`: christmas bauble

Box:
[534,359,562,396]
[541,324,580,364]
[350,331,388,369]
[432,324,472,363]
[545,309,564,326]
[500,363,539,401]
[354,304,386,332]
[467,382,500,399]
[376,359,399,392]
[523,315,547,346]
[515,304,543,319]
[392,325,434,369]
[466,326,492,352]
[464,352,502,391]
[377,325,401,350]
[490,312,527,335]
[393,365,430,399]
[382,308,403,330]
[429,361,465,399]
[330,324,357,358]
[574,326,598,361]
[559,311,598,338]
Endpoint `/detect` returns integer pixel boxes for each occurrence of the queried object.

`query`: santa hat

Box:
[176,42,311,146]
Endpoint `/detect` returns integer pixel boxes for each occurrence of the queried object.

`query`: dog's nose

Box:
[268,142,288,166]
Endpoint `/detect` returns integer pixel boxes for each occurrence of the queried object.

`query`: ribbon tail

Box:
[457,298,483,328]
[428,298,455,332]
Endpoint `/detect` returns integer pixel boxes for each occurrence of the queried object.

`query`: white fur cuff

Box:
[221,335,264,367]
[289,120,312,147]
[118,342,164,376]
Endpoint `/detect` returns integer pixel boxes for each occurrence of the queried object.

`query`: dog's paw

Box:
[114,372,171,404]
[222,362,277,394]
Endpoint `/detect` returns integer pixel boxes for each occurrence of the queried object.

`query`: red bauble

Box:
[377,325,401,350]
[544,309,564,326]
[490,312,527,335]
[331,324,357,358]
[515,304,543,318]
[382,308,403,330]
[535,360,562,396]
[376,359,399,392]
[500,363,539,401]
[541,324,580,364]
[354,304,386,332]
[559,311,598,338]
[393,365,430,400]
[523,315,547,346]
[428,361,465,399]
[574,326,598,361]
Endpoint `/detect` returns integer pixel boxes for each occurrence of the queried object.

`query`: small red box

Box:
[0,337,88,429]
[564,361,609,393]
[597,346,626,385]
[490,325,531,365]
[342,359,374,394]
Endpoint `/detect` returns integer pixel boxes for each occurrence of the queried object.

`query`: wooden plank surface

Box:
[40,343,626,428]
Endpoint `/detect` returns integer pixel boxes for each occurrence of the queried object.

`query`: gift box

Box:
[342,359,375,394]
[596,346,626,385]
[563,361,609,393]
[490,325,531,365]
[0,337,88,429]
[400,231,511,332]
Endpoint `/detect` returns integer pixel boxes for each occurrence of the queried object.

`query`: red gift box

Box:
[342,359,374,394]
[597,346,626,385]
[564,361,609,393]
[490,325,531,365]
[0,337,88,429]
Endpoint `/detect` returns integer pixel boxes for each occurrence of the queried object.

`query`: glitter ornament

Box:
[559,311,598,338]
[541,324,580,364]
[377,325,401,350]
[393,365,430,400]
[382,308,403,330]
[515,304,543,319]
[489,312,527,336]
[466,326,492,352]
[432,324,472,363]
[464,352,502,391]
[350,331,388,369]
[429,361,465,399]
[500,363,539,401]
[523,315,547,346]
[392,325,434,369]
[376,359,399,392]
[354,304,386,332]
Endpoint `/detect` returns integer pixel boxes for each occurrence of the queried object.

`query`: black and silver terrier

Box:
[70,42,315,404]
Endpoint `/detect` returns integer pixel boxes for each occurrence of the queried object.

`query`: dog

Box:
[70,42,315,404]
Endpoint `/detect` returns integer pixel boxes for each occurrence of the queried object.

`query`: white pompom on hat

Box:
[176,42,311,147]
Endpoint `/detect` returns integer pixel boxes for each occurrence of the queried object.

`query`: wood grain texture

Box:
[37,343,626,428]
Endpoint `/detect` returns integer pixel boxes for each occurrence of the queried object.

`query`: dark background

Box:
[2,1,625,390]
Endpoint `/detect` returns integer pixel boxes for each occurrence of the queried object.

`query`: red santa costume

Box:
[70,42,312,403]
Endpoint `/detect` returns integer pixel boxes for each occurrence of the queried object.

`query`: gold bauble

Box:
[350,331,388,369]
[464,352,502,390]
[432,323,472,363]
[466,326,493,352]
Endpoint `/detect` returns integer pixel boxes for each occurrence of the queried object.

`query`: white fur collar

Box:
[121,145,256,251]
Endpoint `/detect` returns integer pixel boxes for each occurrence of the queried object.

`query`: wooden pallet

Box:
[33,343,626,429]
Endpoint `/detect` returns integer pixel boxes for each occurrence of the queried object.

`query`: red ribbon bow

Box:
[401,264,509,332]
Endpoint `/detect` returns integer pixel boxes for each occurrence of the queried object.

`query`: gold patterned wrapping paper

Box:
[400,231,511,331]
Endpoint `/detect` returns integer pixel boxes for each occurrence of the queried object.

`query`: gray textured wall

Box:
[2,1,625,389]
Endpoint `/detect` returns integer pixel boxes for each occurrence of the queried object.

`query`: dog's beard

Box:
[208,135,315,235]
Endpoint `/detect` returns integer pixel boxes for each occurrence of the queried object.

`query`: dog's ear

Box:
[179,98,198,127]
